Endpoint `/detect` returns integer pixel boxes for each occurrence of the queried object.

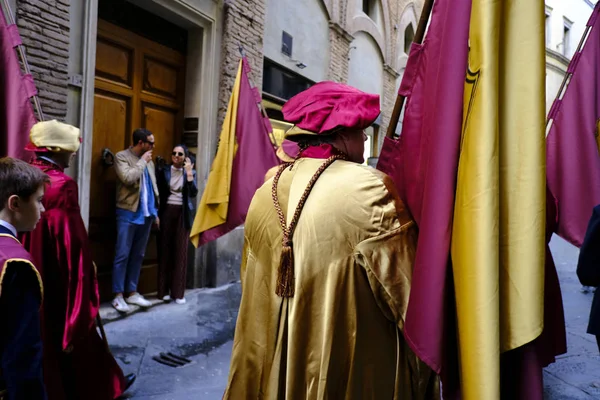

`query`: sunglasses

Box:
[172,151,184,157]
[143,140,155,147]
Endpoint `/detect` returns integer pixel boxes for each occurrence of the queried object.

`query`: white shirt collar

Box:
[171,165,183,172]
[0,219,17,236]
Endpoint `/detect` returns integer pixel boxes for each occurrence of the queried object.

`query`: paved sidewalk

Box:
[101,237,600,399]
[104,284,240,399]
[543,237,600,399]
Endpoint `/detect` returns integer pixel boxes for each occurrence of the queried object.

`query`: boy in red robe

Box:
[20,120,135,400]
[0,157,48,400]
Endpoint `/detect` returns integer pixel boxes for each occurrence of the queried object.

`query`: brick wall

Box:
[327,22,352,83]
[218,0,266,129]
[16,0,69,121]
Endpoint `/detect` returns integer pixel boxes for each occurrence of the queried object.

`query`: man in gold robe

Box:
[224,82,436,399]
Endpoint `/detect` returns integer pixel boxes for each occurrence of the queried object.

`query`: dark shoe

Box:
[125,373,136,391]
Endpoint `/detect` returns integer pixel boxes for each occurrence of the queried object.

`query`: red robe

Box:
[21,158,126,400]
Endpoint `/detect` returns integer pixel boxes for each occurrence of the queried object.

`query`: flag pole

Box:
[0,0,45,121]
[545,7,597,127]
[238,45,278,147]
[385,0,434,138]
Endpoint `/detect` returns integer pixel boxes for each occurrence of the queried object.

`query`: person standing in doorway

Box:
[112,128,160,312]
[156,144,198,304]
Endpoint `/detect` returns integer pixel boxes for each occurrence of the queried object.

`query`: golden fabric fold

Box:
[451,1,546,398]
[225,159,437,399]
[190,61,241,247]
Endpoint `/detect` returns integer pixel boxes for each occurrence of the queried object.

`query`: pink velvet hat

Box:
[282,81,380,138]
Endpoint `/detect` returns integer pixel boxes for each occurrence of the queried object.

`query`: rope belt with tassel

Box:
[271,153,346,297]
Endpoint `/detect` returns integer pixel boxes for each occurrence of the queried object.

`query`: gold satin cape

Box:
[224,158,436,399]
[451,1,546,398]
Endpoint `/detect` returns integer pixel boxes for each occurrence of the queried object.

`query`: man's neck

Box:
[130,146,144,157]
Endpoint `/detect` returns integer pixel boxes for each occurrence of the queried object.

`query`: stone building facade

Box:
[544,0,597,112]
[256,0,422,155]
[6,0,423,297]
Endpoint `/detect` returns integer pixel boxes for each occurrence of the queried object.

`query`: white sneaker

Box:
[126,292,152,307]
[112,296,131,313]
[175,298,186,305]
[162,295,171,302]
[582,286,592,293]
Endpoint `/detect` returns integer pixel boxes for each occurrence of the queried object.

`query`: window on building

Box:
[404,24,415,54]
[563,19,572,56]
[363,0,371,16]
[262,58,314,102]
[363,0,377,19]
[282,31,293,57]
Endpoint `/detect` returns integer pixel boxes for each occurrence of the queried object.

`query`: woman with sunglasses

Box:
[156,144,198,304]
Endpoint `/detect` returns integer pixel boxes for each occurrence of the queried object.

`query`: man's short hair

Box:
[132,128,153,145]
[0,157,50,212]
[293,134,334,149]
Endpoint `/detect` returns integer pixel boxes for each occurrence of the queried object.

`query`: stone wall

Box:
[16,0,70,121]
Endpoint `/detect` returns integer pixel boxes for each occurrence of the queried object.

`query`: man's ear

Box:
[7,195,20,212]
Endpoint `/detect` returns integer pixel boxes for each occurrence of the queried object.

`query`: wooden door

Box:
[90,20,186,300]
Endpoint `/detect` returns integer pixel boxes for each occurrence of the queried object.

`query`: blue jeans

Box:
[112,217,153,294]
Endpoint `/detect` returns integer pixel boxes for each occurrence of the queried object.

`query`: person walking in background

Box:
[577,204,600,352]
[156,144,198,304]
[112,128,159,313]
[0,157,48,400]
[19,121,135,399]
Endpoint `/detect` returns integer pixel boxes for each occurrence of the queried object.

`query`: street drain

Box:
[152,352,192,368]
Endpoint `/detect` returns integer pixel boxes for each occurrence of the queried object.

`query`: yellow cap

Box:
[27,120,81,152]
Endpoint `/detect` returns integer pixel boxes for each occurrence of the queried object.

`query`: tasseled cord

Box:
[271,153,345,298]
[276,239,295,297]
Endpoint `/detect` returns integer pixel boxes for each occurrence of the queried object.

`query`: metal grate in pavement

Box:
[152,352,192,368]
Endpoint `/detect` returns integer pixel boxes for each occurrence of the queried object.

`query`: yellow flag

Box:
[190,61,242,247]
[451,1,546,398]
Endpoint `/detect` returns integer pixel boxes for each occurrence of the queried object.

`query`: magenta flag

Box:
[197,57,278,244]
[546,3,600,247]
[0,7,37,159]
[376,0,471,390]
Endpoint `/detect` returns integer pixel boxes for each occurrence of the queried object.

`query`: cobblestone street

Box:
[102,237,600,399]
